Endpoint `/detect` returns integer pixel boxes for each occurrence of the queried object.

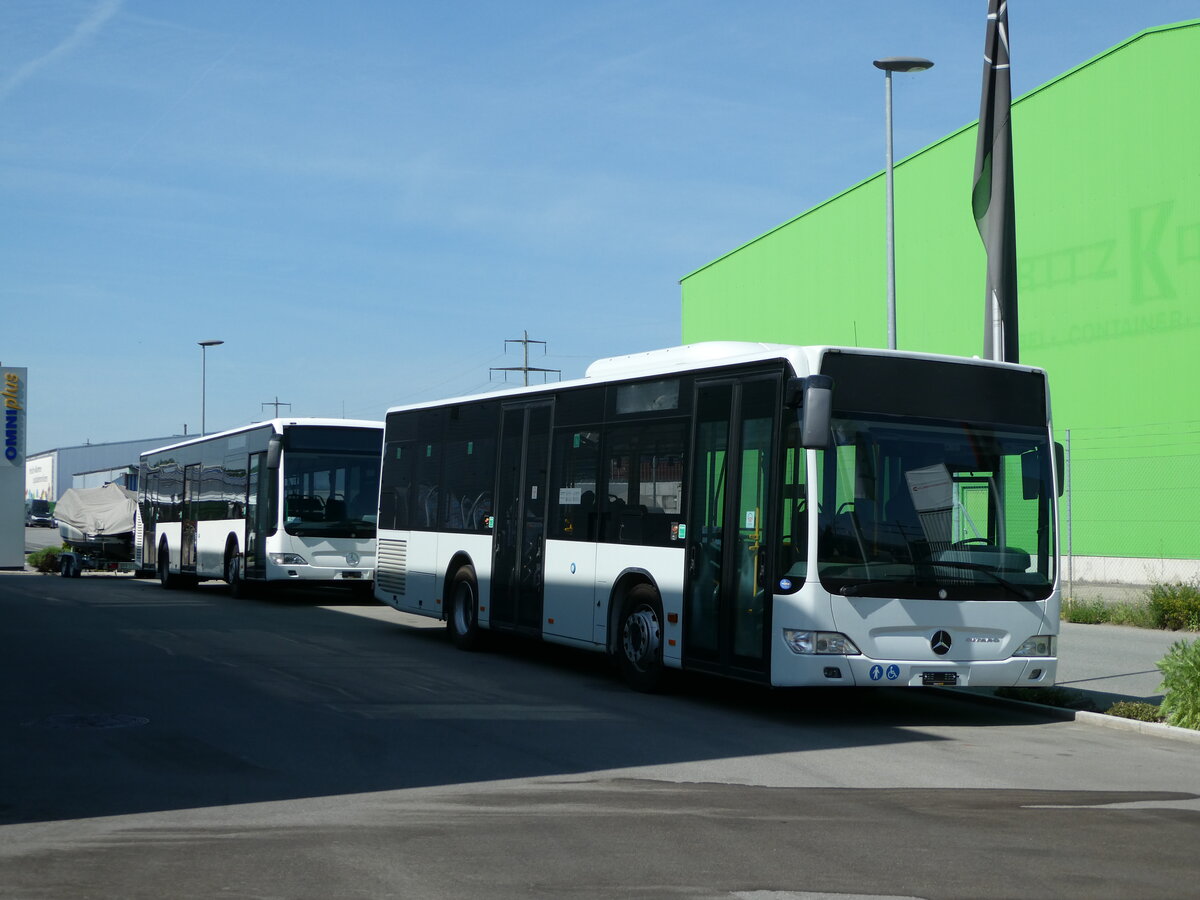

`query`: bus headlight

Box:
[269,553,308,566]
[783,629,860,655]
[1013,635,1056,657]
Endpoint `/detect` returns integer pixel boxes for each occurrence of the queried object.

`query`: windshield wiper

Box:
[839,579,901,597]
[920,560,1036,601]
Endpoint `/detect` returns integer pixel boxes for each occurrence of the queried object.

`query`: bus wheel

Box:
[158,546,178,590]
[226,549,251,599]
[448,565,484,651]
[618,584,664,692]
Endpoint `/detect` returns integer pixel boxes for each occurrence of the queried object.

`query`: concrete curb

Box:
[942,687,1200,745]
[1070,708,1200,744]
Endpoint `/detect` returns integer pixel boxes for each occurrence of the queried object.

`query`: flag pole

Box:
[972,0,1019,363]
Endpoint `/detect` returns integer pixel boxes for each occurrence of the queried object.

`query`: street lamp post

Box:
[198,340,224,435]
[873,56,934,350]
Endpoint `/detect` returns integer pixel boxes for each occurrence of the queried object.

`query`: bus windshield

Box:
[814,415,1056,601]
[282,427,381,539]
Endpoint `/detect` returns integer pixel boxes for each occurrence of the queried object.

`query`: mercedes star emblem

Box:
[931,630,953,656]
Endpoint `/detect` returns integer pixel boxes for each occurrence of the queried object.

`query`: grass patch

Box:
[1061,595,1158,628]
[1106,700,1164,723]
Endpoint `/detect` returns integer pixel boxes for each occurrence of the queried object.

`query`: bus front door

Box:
[181,463,200,573]
[244,452,269,579]
[683,376,779,680]
[491,402,552,634]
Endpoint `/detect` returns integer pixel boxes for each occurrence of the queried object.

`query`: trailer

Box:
[53,483,138,577]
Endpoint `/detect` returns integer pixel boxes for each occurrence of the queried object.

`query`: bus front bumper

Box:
[771,653,1057,688]
[266,554,374,583]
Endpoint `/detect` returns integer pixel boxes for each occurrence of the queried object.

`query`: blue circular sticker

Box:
[778,578,792,591]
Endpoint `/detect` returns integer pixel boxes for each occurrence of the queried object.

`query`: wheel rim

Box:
[453,580,474,634]
[622,604,661,672]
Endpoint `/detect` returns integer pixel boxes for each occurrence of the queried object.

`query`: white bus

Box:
[138,418,383,595]
[375,343,1061,690]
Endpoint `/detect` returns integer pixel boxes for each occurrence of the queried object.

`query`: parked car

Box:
[25,500,56,528]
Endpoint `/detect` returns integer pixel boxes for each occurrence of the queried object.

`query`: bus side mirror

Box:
[790,375,833,449]
[266,435,283,471]
[1022,443,1066,499]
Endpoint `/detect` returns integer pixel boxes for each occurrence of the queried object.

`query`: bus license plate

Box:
[922,672,959,686]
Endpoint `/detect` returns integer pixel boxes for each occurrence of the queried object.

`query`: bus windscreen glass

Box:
[282,426,381,538]
[814,415,1056,601]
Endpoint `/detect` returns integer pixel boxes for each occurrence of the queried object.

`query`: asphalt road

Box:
[2,571,1198,899]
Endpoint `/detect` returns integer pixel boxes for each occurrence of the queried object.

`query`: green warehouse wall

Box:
[681,21,1200,564]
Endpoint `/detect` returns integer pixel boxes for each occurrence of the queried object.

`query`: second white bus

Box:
[138,418,383,595]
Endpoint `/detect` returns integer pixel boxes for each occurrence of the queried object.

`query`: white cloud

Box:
[0,0,122,101]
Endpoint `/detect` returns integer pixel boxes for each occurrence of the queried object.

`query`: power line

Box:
[261,396,292,417]
[490,330,561,387]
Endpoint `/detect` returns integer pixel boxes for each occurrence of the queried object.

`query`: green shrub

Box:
[27,545,65,574]
[1105,701,1164,723]
[1146,579,1200,631]
[1157,639,1200,730]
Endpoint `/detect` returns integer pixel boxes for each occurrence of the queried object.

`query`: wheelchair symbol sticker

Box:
[869,665,884,681]
[886,664,900,681]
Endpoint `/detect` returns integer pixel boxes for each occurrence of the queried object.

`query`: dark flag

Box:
[972,0,1019,363]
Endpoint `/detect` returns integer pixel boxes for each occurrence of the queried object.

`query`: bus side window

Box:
[549,428,599,541]
[601,421,686,547]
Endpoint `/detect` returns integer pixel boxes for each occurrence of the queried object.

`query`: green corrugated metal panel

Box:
[681,20,1200,560]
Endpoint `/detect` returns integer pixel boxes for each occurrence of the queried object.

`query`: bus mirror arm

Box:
[799,375,834,449]
[784,377,805,409]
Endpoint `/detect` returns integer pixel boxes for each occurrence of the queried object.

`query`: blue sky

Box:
[3,1,1196,452]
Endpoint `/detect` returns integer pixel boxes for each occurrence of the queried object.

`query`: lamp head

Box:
[873,57,934,73]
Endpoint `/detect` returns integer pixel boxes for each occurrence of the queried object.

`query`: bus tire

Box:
[226,546,252,599]
[448,564,484,651]
[617,584,665,692]
[158,545,179,590]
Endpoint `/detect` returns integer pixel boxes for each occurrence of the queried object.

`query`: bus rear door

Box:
[490,402,552,633]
